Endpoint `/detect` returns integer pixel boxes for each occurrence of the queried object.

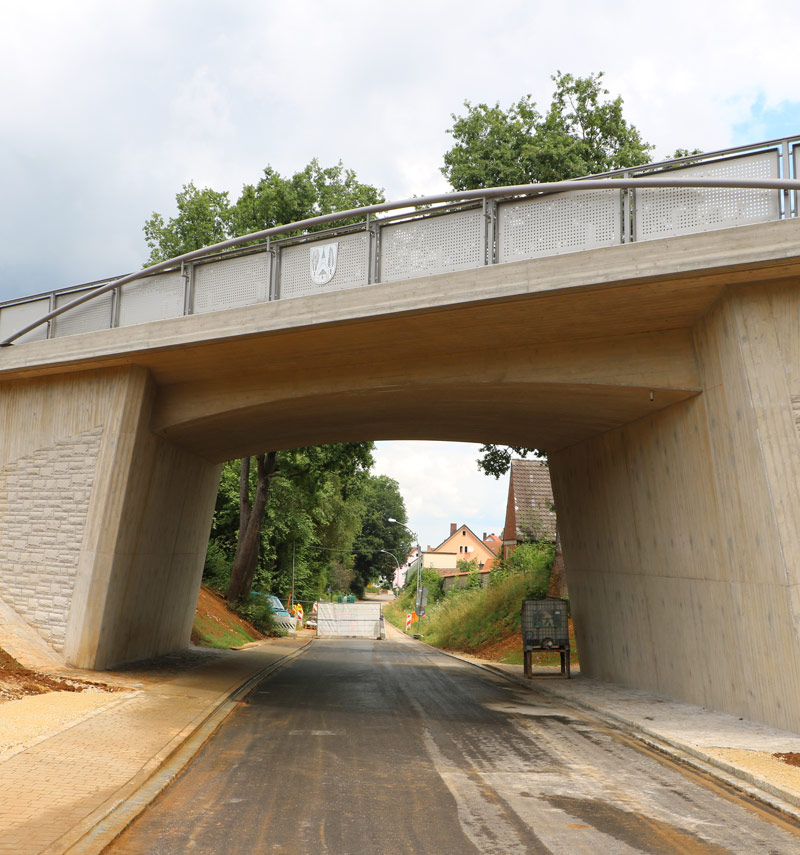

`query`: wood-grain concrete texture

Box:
[550,276,800,731]
[1,218,799,721]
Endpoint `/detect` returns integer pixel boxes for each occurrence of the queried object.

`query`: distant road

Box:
[106,636,800,854]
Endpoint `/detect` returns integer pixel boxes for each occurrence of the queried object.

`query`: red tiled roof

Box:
[509,459,557,542]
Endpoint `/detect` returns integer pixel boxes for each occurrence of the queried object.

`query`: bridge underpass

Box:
[1,147,800,733]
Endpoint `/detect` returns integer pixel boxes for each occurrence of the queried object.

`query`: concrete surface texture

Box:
[0,367,221,669]
[551,278,800,731]
[0,218,799,728]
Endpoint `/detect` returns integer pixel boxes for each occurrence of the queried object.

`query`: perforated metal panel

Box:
[53,288,114,338]
[118,271,185,327]
[279,231,368,299]
[379,209,484,283]
[193,251,270,315]
[498,190,621,263]
[634,151,780,241]
[0,298,50,343]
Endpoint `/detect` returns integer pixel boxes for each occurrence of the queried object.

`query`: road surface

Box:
[106,636,800,854]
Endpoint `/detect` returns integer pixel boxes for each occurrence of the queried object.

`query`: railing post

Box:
[782,139,794,217]
[110,285,120,329]
[481,198,489,265]
[486,198,498,264]
[622,173,632,244]
[264,239,275,302]
[365,215,375,285]
[372,219,382,284]
[182,261,195,315]
[271,246,282,301]
[46,292,56,339]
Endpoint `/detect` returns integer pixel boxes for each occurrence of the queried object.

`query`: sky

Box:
[2,0,799,549]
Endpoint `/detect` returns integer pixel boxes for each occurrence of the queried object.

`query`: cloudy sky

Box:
[2,1,799,548]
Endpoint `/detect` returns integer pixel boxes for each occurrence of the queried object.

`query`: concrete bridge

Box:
[2,139,800,731]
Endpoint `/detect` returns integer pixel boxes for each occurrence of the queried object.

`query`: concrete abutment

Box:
[0,366,220,670]
[551,281,800,731]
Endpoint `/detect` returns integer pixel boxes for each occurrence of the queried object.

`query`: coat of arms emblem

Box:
[309,242,339,285]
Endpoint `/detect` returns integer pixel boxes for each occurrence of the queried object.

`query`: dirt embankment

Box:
[0,647,121,702]
[191,585,265,648]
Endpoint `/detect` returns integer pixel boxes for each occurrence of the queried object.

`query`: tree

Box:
[144,159,384,265]
[226,452,276,604]
[232,160,384,238]
[443,72,653,477]
[143,183,233,264]
[351,475,412,598]
[442,71,652,191]
[475,444,545,479]
[226,443,374,604]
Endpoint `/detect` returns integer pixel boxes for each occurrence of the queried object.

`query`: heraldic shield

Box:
[309,242,339,285]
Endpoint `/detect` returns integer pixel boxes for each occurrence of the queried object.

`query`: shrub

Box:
[202,540,231,592]
[235,597,281,635]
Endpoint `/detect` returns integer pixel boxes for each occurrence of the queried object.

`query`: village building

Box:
[423,523,501,591]
[501,458,566,597]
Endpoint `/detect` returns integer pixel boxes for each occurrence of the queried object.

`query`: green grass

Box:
[191,614,259,649]
[385,545,557,658]
[423,572,542,652]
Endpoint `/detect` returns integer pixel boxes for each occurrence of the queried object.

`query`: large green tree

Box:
[351,475,412,598]
[442,71,652,191]
[144,159,384,264]
[443,72,652,477]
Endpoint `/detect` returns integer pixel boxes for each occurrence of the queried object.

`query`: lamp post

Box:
[380,549,402,593]
[387,518,423,629]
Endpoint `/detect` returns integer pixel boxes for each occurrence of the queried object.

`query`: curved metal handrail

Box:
[2,174,799,347]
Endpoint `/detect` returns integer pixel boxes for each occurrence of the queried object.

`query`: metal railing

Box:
[2,135,799,348]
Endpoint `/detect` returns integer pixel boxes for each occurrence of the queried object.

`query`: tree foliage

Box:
[143,183,233,263]
[208,443,378,605]
[144,159,384,264]
[442,71,652,191]
[351,475,412,598]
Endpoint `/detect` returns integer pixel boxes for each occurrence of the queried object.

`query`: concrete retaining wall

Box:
[551,281,800,731]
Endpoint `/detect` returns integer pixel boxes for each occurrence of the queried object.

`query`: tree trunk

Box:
[226,452,277,605]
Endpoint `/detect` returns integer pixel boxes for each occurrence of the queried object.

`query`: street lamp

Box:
[387,518,423,628]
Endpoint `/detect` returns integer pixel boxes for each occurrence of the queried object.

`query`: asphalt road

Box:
[106,636,800,854]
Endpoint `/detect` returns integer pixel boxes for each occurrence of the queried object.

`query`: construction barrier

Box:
[317,602,383,639]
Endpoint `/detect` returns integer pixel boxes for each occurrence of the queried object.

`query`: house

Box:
[502,458,566,597]
[483,532,502,555]
[423,523,500,591]
[502,459,557,558]
[392,546,420,590]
